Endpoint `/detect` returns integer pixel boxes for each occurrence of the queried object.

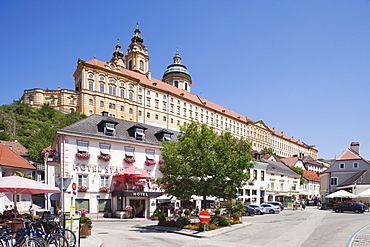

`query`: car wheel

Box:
[341,211,344,213]
[247,212,251,216]
[269,209,275,214]
[355,209,359,213]
[335,209,340,213]
[257,211,262,215]
[360,211,364,213]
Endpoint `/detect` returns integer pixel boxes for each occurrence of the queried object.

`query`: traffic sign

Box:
[71,183,77,195]
[96,195,101,200]
[199,210,211,223]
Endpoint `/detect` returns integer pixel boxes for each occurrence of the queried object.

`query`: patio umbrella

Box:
[326,190,357,198]
[357,188,370,198]
[113,166,153,179]
[0,176,60,210]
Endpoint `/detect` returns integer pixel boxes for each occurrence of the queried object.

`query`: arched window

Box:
[139,60,144,70]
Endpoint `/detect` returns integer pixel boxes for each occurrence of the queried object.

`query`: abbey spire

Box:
[125,23,149,74]
[110,38,125,67]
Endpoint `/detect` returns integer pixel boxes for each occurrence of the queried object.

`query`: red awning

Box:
[113,165,153,179]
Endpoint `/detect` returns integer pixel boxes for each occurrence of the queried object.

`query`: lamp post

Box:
[43,151,49,210]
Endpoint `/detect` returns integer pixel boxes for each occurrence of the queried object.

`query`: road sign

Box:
[199,210,211,223]
[72,183,77,195]
[96,195,101,200]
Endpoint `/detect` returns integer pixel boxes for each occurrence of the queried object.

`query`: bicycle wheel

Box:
[19,237,45,247]
[46,234,68,247]
[61,229,76,247]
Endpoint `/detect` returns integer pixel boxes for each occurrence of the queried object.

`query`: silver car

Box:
[260,203,281,214]
[249,204,264,215]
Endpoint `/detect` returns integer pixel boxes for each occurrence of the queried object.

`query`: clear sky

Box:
[1,1,370,160]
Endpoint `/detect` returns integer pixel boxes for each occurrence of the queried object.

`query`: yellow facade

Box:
[21,25,318,159]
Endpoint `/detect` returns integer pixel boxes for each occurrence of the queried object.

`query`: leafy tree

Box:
[260,147,276,155]
[157,121,254,209]
[291,166,305,185]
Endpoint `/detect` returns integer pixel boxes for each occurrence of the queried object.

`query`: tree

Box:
[290,166,305,185]
[260,147,276,155]
[157,121,254,209]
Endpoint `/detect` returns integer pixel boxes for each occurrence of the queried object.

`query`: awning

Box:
[50,193,60,200]
[78,146,88,152]
[113,165,153,179]
[101,149,110,155]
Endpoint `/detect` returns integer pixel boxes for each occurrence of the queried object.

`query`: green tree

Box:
[260,147,276,155]
[291,166,305,185]
[157,121,254,209]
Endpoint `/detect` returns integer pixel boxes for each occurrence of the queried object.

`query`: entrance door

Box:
[130,199,145,218]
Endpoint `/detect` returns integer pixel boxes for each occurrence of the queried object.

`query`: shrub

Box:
[233,212,240,220]
[184,209,191,216]
[158,213,166,223]
[176,217,190,228]
[215,209,221,215]
[209,215,231,226]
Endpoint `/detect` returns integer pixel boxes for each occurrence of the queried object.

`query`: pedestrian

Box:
[301,200,305,210]
[3,205,8,213]
[29,205,35,216]
[195,206,199,217]
[305,198,309,206]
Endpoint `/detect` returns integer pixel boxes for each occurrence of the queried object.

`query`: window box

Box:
[124,157,136,164]
[145,159,156,166]
[78,186,88,192]
[76,153,91,160]
[112,181,121,187]
[158,159,165,165]
[98,154,111,162]
[99,187,109,193]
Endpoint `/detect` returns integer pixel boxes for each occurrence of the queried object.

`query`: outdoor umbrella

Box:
[357,188,370,198]
[0,176,60,210]
[113,166,153,179]
[326,190,357,198]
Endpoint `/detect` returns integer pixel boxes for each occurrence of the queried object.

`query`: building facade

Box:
[21,24,318,160]
[51,114,180,217]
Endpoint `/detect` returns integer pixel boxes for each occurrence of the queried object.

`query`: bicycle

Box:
[0,223,45,247]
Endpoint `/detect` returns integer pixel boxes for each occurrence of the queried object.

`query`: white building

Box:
[51,113,179,218]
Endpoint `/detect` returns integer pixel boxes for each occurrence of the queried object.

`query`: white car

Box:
[260,203,281,214]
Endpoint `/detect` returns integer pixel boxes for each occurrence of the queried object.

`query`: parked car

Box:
[266,201,284,211]
[243,206,256,216]
[332,203,367,213]
[249,204,264,215]
[260,203,280,214]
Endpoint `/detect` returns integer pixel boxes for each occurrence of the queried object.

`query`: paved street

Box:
[89,207,370,247]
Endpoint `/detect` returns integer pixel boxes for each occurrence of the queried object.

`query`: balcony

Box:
[47,155,60,163]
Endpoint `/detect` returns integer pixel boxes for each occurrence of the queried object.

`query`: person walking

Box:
[301,200,305,210]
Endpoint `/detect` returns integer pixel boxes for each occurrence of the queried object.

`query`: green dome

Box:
[163,50,191,79]
[163,63,191,79]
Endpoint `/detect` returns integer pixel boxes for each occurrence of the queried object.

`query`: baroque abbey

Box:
[22,24,318,159]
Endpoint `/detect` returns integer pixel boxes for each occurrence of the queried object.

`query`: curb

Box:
[142,222,251,238]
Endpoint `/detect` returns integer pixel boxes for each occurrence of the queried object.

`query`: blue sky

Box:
[1,1,370,160]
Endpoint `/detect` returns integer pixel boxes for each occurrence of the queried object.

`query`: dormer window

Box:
[105,123,116,136]
[135,128,145,141]
[163,134,172,143]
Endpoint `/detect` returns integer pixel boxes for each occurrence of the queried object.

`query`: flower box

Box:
[98,154,111,162]
[124,157,136,164]
[76,152,90,160]
[41,149,58,157]
[99,187,109,193]
[158,159,165,165]
[145,159,156,166]
[78,186,88,192]
[112,180,121,187]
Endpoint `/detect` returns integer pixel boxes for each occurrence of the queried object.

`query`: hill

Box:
[0,102,86,163]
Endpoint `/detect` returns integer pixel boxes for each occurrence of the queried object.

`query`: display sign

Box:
[96,195,101,200]
[70,206,76,217]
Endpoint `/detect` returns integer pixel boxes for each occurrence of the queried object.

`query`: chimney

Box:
[350,142,360,154]
[102,111,108,117]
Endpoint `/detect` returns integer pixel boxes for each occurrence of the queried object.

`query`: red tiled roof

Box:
[303,170,320,182]
[0,141,28,156]
[0,144,35,169]
[281,157,299,167]
[337,148,362,161]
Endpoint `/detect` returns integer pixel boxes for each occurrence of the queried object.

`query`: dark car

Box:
[243,206,256,216]
[333,203,367,213]
[266,201,284,211]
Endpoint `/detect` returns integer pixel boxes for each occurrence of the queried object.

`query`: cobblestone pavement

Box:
[347,224,370,247]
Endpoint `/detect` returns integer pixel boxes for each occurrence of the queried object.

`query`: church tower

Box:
[125,23,149,74]
[162,49,192,92]
[110,38,126,67]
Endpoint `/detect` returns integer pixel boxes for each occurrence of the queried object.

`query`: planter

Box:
[80,223,88,238]
[98,155,111,162]
[88,228,92,236]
